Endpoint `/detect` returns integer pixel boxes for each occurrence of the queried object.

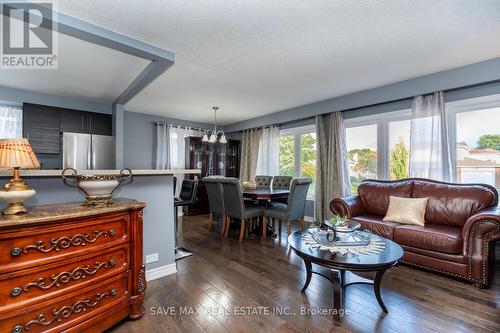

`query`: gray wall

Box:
[0,85,111,114]
[123,111,213,169]
[14,175,175,271]
[225,58,500,132]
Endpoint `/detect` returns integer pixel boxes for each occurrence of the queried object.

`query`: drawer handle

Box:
[18,258,119,294]
[12,326,22,333]
[10,287,22,297]
[15,229,118,256]
[19,288,118,331]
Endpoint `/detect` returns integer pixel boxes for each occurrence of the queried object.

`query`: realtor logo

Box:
[1,1,58,69]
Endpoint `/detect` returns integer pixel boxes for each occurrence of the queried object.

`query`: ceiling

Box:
[0,31,148,102]
[5,1,500,124]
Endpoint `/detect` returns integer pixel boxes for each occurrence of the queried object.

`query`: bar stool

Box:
[174,179,198,260]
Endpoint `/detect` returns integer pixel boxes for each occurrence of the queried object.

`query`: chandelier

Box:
[202,106,227,144]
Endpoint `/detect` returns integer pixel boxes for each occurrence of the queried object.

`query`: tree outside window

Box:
[278,127,316,198]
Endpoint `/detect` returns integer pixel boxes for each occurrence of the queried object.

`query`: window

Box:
[345,94,500,192]
[389,120,410,180]
[346,124,377,193]
[300,132,316,197]
[345,110,411,192]
[279,135,295,176]
[447,95,500,190]
[279,125,316,198]
[0,104,22,139]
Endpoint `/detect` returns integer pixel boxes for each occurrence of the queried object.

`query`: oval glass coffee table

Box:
[288,230,403,326]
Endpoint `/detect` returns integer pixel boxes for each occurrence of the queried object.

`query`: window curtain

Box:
[239,128,262,182]
[315,112,351,222]
[256,125,280,176]
[409,92,453,182]
[0,105,22,139]
[155,123,170,169]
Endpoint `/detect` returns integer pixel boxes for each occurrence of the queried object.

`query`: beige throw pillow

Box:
[383,196,428,226]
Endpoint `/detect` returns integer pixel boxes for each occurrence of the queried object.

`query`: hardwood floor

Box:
[108,215,500,333]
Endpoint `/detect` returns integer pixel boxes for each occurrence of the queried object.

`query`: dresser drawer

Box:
[0,273,129,333]
[0,245,129,312]
[0,213,129,274]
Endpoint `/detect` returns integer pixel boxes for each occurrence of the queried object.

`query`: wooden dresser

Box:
[0,199,146,333]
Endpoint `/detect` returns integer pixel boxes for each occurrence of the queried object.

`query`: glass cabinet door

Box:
[217,143,226,176]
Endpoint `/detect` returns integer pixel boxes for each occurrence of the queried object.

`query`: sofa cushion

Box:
[412,180,497,227]
[394,224,462,254]
[383,196,428,226]
[351,214,401,240]
[358,180,413,216]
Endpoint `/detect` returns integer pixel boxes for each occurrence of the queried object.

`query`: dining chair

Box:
[219,177,263,241]
[174,179,198,259]
[272,176,293,190]
[255,175,273,189]
[202,177,226,235]
[263,178,312,237]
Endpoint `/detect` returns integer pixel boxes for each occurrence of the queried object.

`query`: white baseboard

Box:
[146,263,177,281]
[304,216,315,222]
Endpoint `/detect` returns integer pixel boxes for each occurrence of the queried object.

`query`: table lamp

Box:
[0,139,40,214]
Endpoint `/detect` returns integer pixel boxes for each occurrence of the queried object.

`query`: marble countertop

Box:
[0,198,146,228]
[0,169,201,178]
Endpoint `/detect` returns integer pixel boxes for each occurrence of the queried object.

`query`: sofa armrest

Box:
[330,196,365,218]
[462,205,500,286]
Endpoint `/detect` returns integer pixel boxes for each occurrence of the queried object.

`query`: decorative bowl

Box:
[324,220,361,240]
[242,180,257,190]
[62,168,132,206]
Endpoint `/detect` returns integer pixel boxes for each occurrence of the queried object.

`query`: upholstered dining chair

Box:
[202,178,226,235]
[255,175,273,189]
[263,178,312,237]
[219,177,263,241]
[272,176,293,190]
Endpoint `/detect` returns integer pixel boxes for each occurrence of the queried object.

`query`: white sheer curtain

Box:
[409,91,453,182]
[0,105,22,139]
[170,126,197,195]
[155,123,170,169]
[256,125,280,176]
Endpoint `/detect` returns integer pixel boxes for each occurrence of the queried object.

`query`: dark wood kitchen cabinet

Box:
[61,109,112,135]
[23,103,61,154]
[23,103,113,167]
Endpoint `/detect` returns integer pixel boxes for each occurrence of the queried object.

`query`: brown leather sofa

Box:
[330,178,500,287]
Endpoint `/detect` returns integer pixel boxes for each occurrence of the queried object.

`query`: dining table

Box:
[242,188,290,202]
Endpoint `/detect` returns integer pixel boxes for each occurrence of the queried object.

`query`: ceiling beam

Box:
[1,0,175,104]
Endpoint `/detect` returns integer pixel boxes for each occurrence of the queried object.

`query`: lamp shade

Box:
[0,138,40,169]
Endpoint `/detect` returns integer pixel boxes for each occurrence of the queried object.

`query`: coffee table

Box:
[288,230,403,325]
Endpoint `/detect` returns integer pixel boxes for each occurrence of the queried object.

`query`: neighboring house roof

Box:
[457,157,499,167]
[469,149,500,154]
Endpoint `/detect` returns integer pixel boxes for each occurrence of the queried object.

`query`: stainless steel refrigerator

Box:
[63,132,116,170]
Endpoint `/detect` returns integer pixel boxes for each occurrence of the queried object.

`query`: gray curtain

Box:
[239,128,262,182]
[315,112,351,222]
[155,123,170,169]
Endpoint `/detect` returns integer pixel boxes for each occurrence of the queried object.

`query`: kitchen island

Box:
[0,169,200,281]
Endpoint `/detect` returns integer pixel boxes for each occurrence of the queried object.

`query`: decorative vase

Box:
[62,168,133,206]
[242,180,257,190]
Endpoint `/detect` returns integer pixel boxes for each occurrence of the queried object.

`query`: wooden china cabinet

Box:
[183,137,240,215]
